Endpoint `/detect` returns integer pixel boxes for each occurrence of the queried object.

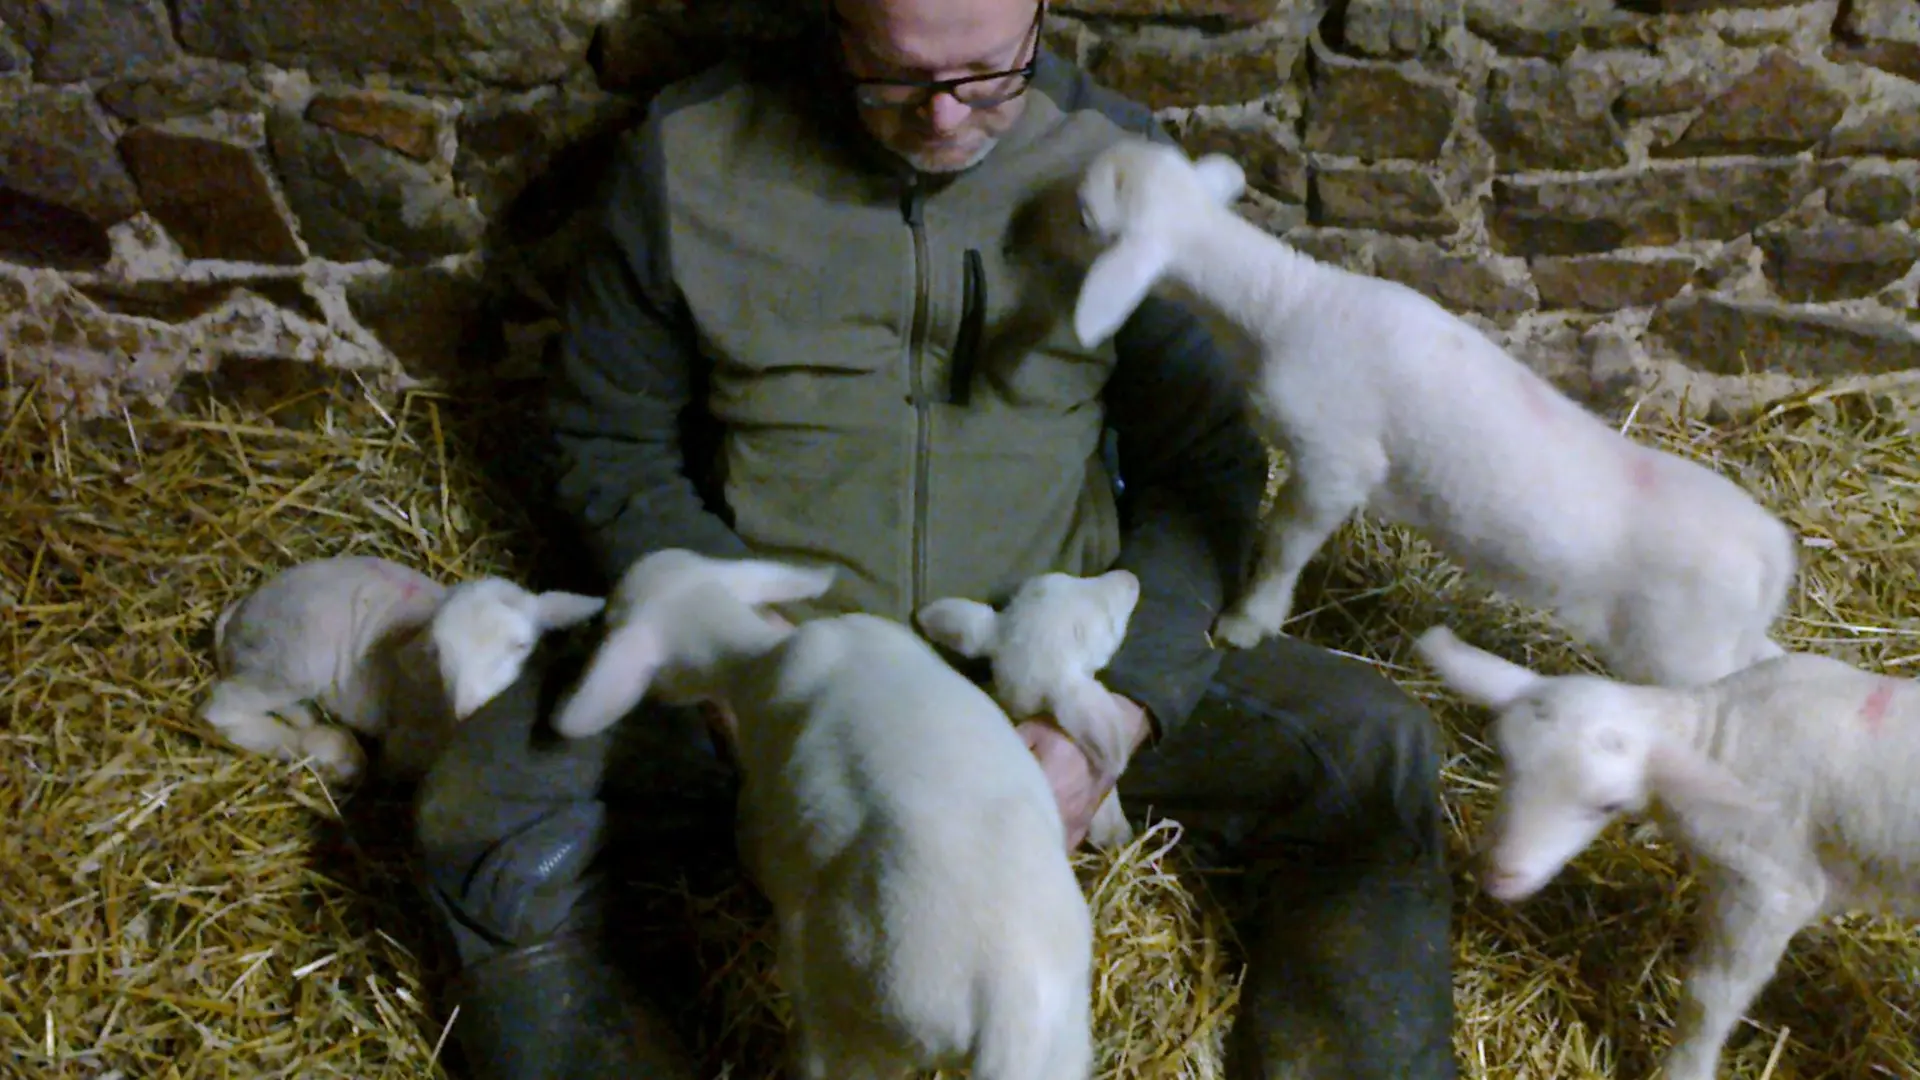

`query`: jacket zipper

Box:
[902,175,932,615]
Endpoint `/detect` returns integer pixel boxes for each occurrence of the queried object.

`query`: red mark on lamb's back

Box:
[1628,452,1660,494]
[1517,372,1556,424]
[1859,680,1898,734]
[377,561,426,600]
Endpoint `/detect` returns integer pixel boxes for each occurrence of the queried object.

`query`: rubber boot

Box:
[419,803,701,1080]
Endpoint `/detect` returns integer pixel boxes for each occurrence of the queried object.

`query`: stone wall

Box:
[4,0,1919,419]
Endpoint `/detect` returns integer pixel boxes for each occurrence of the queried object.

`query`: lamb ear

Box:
[712,558,837,608]
[1646,737,1761,817]
[551,620,665,739]
[1098,568,1142,624]
[534,590,607,631]
[1073,233,1173,348]
[1414,625,1543,710]
[1192,153,1246,206]
[915,597,1000,659]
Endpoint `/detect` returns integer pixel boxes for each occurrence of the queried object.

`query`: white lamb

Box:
[200,555,605,782]
[549,548,1094,1080]
[1414,623,1920,1080]
[1067,136,1797,688]
[916,568,1143,852]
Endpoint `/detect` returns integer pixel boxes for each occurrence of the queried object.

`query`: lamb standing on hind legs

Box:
[916,568,1143,852]
[1414,624,1920,1080]
[199,555,606,781]
[548,548,1095,1080]
[1066,136,1797,688]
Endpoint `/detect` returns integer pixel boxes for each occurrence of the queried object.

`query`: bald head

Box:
[830,0,1045,174]
[836,0,1039,75]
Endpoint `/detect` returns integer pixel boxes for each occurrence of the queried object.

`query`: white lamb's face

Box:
[1076,569,1142,658]
[973,569,1138,719]
[1477,681,1657,902]
[1076,140,1247,245]
[427,578,605,721]
[1075,155,1130,245]
[1003,570,1140,672]
[1077,141,1186,242]
[433,580,542,720]
[570,548,835,710]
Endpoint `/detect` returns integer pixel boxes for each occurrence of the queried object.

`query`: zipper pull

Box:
[900,173,924,227]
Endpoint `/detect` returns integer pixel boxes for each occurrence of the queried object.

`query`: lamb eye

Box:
[1596,801,1626,817]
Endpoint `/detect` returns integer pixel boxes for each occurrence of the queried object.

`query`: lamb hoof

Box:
[1088,796,1134,851]
[1088,816,1134,852]
[1653,1050,1714,1080]
[1210,611,1278,650]
[299,726,366,783]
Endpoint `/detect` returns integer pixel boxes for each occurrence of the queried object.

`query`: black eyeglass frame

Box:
[829,2,1048,112]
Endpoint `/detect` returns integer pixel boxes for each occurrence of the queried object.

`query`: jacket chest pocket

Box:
[955,242,1116,414]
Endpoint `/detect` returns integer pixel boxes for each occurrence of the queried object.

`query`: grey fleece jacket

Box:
[545,40,1269,741]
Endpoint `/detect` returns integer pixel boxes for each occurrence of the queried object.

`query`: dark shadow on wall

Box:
[406,0,820,602]
[0,188,117,269]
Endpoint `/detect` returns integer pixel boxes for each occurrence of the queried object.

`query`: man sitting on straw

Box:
[409,1,1459,1077]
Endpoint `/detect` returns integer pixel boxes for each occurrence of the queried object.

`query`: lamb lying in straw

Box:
[200,554,605,781]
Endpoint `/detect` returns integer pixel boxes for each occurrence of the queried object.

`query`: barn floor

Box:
[4,366,1917,1080]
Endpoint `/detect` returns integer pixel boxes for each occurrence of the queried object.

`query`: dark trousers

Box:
[412,629,1459,1080]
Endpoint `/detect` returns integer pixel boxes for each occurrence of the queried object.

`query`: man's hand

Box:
[1017,694,1153,852]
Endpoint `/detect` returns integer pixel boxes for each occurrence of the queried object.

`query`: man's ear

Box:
[1072,232,1173,348]
[914,598,1000,659]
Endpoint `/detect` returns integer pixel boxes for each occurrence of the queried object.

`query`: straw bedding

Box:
[3,356,1917,1080]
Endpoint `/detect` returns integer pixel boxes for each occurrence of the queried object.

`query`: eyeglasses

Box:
[831,3,1046,111]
